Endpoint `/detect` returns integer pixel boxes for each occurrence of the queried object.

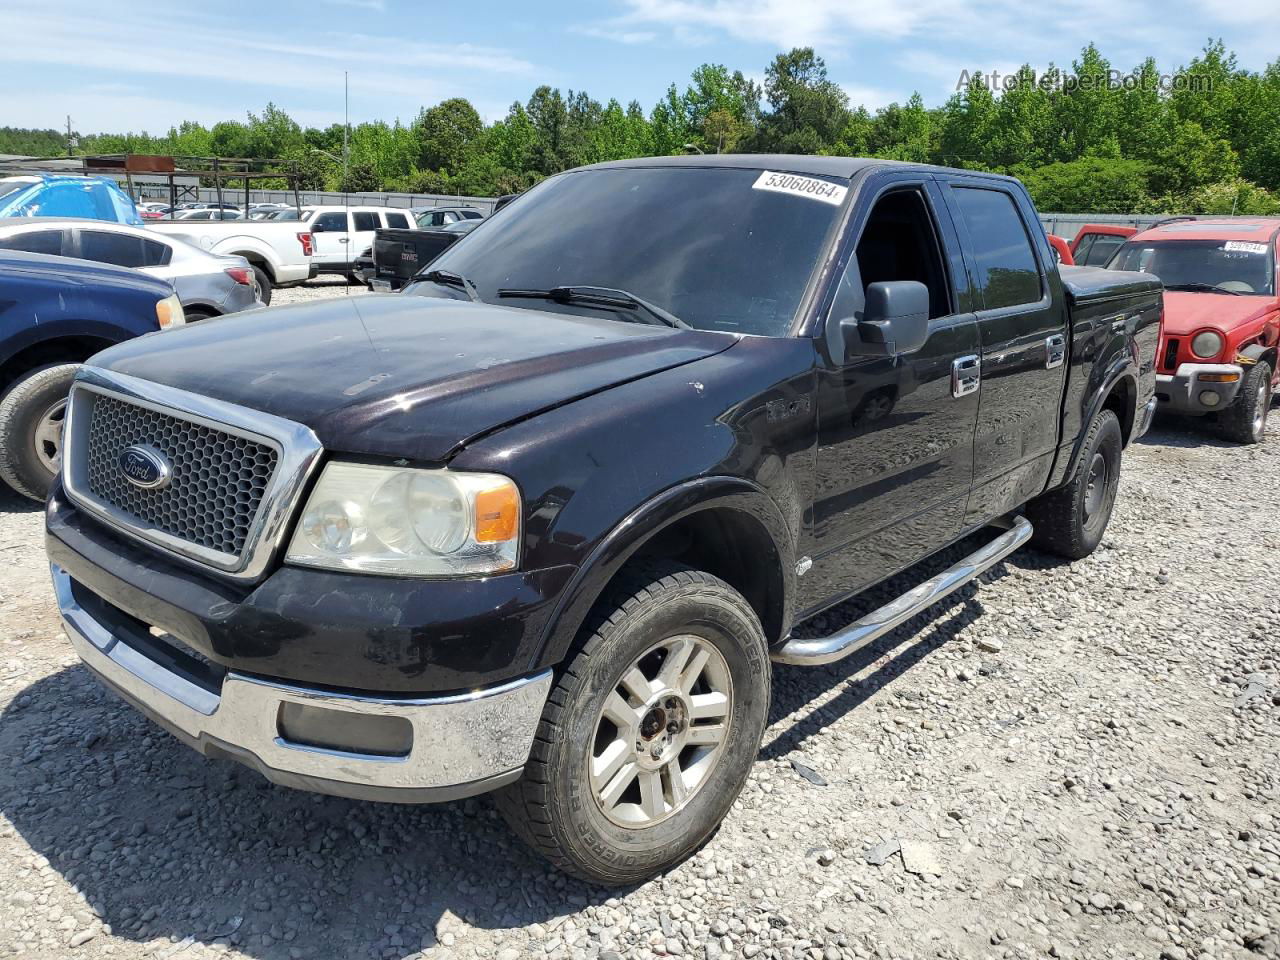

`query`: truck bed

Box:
[372,228,461,289]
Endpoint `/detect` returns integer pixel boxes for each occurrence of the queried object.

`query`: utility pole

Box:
[342,71,349,188]
[66,115,74,157]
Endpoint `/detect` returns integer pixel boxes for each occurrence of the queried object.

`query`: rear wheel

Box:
[0,363,79,501]
[496,561,770,886]
[252,266,273,305]
[1215,361,1271,444]
[1025,407,1122,560]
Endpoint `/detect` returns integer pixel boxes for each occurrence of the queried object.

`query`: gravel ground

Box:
[0,281,1276,960]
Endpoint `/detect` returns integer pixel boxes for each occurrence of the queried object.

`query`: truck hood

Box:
[1161,291,1276,336]
[90,294,736,462]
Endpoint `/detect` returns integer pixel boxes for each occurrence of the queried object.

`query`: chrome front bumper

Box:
[53,564,550,803]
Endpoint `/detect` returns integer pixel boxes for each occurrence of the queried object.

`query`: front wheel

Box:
[1025,407,1122,560]
[0,363,79,501]
[1215,361,1271,444]
[496,562,770,886]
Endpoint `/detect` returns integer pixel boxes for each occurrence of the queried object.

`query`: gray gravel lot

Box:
[0,281,1276,960]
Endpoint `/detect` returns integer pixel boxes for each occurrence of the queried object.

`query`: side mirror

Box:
[311,222,326,233]
[839,280,930,358]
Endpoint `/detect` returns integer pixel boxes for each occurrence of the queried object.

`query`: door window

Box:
[80,230,171,268]
[353,212,380,231]
[831,188,952,324]
[952,187,1042,309]
[314,212,349,232]
[0,230,65,255]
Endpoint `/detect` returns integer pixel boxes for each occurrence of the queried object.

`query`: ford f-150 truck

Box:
[46,156,1160,885]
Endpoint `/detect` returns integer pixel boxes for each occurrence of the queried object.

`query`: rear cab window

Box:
[385,212,409,229]
[950,187,1043,309]
[353,212,380,231]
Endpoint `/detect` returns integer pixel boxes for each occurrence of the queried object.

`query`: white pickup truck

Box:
[148,219,316,304]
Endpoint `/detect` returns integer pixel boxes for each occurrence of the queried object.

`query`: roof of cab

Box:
[574,153,1019,183]
[1131,218,1280,243]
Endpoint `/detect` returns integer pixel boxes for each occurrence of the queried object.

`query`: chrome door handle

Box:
[338,238,350,243]
[952,355,981,398]
[1045,334,1067,369]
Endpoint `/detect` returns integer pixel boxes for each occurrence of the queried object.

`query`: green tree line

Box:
[4,41,1278,214]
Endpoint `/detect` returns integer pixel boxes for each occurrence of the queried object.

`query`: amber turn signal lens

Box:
[1198,373,1240,383]
[474,484,519,543]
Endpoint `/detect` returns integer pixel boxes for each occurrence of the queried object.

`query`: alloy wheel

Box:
[589,635,733,828]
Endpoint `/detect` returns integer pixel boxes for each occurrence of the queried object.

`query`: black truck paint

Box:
[46,156,1161,883]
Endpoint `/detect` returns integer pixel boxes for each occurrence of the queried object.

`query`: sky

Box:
[2,0,1276,135]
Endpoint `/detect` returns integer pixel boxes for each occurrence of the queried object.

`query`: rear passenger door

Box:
[941,179,1069,526]
[350,211,383,260]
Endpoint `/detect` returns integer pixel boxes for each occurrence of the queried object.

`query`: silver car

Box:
[0,217,263,320]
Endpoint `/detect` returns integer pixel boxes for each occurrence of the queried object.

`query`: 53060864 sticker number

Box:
[752,171,848,206]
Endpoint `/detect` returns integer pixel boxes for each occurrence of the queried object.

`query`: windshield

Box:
[410,166,847,335]
[1110,239,1275,295]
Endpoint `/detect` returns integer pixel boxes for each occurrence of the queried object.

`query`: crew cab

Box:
[0,251,183,500]
[148,218,316,305]
[305,206,413,280]
[46,156,1159,886]
[1109,218,1279,443]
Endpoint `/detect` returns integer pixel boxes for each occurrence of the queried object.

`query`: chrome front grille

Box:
[84,393,278,557]
[63,368,324,580]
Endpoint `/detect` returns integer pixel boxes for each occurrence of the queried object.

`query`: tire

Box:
[185,309,217,322]
[496,561,770,886]
[1025,407,1122,560]
[252,266,273,306]
[0,363,79,501]
[1215,361,1271,445]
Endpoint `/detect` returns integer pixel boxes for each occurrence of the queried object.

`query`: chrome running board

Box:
[772,515,1033,666]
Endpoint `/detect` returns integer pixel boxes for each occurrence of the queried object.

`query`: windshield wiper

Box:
[497,285,689,329]
[1164,282,1244,296]
[417,269,481,302]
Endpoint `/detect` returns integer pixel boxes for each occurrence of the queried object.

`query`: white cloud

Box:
[570,24,658,44]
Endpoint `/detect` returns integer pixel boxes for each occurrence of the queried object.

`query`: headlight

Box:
[1190,330,1223,359]
[285,462,520,576]
[156,293,186,329]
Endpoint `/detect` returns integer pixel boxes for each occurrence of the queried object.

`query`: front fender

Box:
[530,476,795,672]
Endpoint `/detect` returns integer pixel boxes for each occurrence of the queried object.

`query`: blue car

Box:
[0,250,184,500]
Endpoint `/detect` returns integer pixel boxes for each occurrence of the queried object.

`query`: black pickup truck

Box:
[46,156,1160,886]
[369,219,481,291]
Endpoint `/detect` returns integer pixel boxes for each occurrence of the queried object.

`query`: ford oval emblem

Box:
[119,445,171,490]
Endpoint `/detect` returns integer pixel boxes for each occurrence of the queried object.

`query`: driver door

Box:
[800,176,982,614]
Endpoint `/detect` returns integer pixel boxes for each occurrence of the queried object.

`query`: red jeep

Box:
[1109,218,1280,443]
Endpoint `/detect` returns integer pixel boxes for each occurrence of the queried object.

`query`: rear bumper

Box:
[53,563,551,802]
[1155,363,1244,415]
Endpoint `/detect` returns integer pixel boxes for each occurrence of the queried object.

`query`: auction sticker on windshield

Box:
[753,171,848,206]
[1223,241,1268,255]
